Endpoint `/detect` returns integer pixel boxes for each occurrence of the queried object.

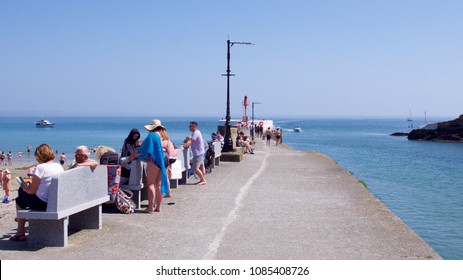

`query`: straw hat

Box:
[144,119,166,131]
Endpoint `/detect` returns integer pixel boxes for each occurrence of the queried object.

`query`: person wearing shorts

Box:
[183,121,206,185]
[266,128,272,146]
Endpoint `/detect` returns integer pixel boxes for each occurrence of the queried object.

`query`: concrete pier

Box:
[0,140,441,259]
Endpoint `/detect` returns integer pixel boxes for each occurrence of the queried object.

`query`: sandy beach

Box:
[2,161,38,189]
[0,162,50,222]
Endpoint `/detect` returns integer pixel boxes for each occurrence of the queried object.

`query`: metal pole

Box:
[222,40,234,152]
[251,102,255,140]
[221,40,253,153]
[251,102,260,141]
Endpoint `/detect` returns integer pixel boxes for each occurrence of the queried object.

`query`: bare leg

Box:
[200,164,206,179]
[146,162,161,212]
[154,167,162,212]
[4,180,10,197]
[11,204,27,240]
[195,166,206,185]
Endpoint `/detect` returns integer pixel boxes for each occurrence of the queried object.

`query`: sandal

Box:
[9,234,27,242]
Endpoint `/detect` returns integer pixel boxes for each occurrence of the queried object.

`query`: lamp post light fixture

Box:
[221,39,253,153]
[251,102,261,141]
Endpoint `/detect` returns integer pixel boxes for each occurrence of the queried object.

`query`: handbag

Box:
[106,165,121,204]
[116,189,137,214]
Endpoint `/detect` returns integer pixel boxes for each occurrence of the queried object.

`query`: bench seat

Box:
[17,166,109,247]
[120,149,190,208]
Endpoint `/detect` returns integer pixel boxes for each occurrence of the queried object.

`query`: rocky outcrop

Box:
[407,115,463,142]
[390,132,409,137]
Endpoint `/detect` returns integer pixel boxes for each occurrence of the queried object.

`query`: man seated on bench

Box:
[10,144,64,242]
[69,145,98,169]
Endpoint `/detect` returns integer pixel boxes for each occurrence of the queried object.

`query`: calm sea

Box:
[1,116,462,259]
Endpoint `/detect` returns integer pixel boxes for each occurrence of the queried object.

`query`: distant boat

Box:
[35,119,55,127]
[407,110,413,122]
[293,126,302,132]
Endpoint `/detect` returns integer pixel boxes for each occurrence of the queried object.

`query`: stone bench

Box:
[170,147,189,188]
[120,160,146,209]
[17,166,109,247]
[212,141,222,167]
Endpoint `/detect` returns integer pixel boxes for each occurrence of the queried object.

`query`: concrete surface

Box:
[0,140,441,259]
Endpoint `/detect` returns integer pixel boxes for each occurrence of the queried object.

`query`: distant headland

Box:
[406,115,463,142]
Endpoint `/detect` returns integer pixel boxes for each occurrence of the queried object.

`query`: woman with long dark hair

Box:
[121,128,140,158]
[121,128,140,178]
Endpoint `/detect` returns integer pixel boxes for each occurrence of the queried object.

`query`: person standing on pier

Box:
[131,119,169,213]
[183,121,207,185]
[265,127,273,146]
[275,128,282,146]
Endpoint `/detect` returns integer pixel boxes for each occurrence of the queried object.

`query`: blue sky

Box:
[1,0,462,119]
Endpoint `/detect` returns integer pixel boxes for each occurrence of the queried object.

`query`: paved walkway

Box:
[0,140,441,259]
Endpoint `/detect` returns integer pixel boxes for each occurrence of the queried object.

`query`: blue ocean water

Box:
[278,118,463,260]
[1,116,462,259]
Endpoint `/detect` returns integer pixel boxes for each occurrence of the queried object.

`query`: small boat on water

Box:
[293,126,302,132]
[407,110,413,122]
[35,119,55,127]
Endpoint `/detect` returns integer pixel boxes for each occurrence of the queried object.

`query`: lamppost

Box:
[251,102,261,140]
[221,39,253,153]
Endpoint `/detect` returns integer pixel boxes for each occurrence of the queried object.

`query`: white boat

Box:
[407,110,413,122]
[35,119,55,127]
[293,126,302,132]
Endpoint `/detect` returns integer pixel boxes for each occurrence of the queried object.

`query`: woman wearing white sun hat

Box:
[130,119,169,213]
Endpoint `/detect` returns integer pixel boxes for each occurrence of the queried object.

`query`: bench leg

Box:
[134,189,143,210]
[28,218,69,247]
[179,170,188,185]
[69,205,102,230]
[169,179,178,189]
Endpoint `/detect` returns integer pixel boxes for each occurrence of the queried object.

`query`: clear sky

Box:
[1,0,462,119]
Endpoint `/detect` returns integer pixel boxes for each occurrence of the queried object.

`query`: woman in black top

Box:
[121,129,140,177]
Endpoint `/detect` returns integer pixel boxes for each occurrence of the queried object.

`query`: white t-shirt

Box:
[34,162,64,202]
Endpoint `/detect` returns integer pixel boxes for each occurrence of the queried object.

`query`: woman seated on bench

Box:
[11,144,64,242]
[95,145,119,165]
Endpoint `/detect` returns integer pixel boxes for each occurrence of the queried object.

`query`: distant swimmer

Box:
[59,152,66,166]
[7,151,13,166]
